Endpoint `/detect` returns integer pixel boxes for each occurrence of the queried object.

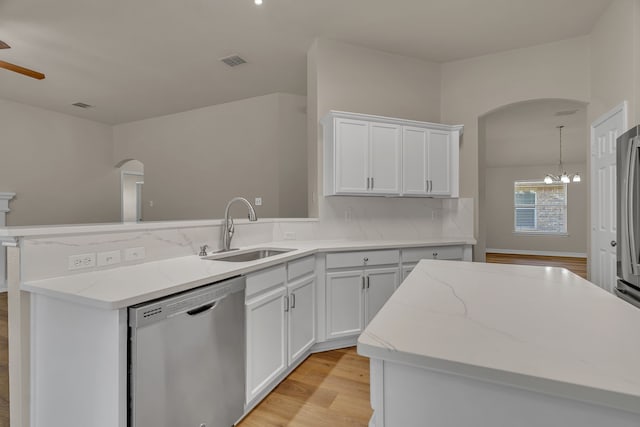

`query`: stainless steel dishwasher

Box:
[129,276,246,427]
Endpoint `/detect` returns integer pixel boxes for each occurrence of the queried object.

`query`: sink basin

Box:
[203,248,295,262]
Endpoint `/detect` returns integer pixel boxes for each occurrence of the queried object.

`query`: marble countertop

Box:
[21,238,473,309]
[357,260,640,414]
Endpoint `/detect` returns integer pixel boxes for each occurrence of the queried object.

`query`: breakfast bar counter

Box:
[357,260,640,427]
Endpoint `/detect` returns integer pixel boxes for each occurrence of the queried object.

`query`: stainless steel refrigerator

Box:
[616,125,640,308]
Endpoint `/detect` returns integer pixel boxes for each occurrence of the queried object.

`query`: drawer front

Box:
[287,255,315,282]
[402,246,463,263]
[326,250,400,269]
[246,265,286,298]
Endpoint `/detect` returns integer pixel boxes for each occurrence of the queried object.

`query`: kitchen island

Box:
[357,260,640,427]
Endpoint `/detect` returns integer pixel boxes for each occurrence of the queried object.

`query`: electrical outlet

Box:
[97,250,121,267]
[254,197,262,206]
[68,253,97,271]
[284,231,296,240]
[125,247,146,262]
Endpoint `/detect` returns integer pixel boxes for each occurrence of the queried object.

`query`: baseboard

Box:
[311,336,358,353]
[486,248,587,258]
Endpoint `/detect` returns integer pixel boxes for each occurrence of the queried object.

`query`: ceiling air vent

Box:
[220,55,247,67]
[72,102,93,109]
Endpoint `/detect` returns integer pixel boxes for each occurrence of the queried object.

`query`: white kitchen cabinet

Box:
[287,276,315,364]
[245,258,316,405]
[323,111,462,198]
[365,267,400,324]
[402,127,452,196]
[331,117,401,195]
[245,286,287,404]
[325,251,400,339]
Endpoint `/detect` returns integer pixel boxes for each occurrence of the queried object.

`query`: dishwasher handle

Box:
[187,301,218,316]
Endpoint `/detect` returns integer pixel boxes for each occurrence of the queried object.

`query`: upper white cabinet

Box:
[323,111,462,198]
[333,118,401,195]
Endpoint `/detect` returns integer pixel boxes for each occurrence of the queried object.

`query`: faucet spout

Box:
[222,197,258,252]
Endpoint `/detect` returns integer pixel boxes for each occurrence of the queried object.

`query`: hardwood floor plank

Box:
[239,348,372,427]
[486,253,587,279]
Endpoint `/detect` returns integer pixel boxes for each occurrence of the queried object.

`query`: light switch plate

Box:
[97,250,121,267]
[125,247,146,262]
[255,197,262,206]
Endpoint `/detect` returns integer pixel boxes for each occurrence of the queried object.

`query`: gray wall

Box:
[0,99,119,226]
[113,93,307,220]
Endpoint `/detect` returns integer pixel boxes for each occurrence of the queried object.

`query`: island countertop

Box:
[357,260,640,415]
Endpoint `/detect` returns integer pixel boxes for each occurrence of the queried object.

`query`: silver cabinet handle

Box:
[433,252,438,259]
[367,177,370,190]
[291,293,296,309]
[362,276,366,290]
[363,257,369,262]
[611,241,617,247]
[284,295,289,312]
[366,276,370,289]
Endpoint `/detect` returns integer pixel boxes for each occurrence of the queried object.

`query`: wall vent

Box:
[72,102,94,109]
[220,55,247,67]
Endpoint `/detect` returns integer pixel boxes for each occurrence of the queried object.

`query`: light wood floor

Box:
[486,253,588,279]
[238,347,372,427]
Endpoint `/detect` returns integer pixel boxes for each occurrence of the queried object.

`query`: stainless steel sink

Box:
[203,248,295,262]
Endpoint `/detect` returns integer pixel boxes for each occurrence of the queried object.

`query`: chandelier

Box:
[544,125,580,184]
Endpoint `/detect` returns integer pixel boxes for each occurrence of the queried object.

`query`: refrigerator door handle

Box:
[627,138,639,276]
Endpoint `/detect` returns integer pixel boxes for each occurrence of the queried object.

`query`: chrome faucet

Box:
[221,197,258,252]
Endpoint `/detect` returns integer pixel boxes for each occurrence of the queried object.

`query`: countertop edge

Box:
[356,340,640,415]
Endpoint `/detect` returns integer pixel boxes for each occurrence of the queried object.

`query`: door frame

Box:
[589,101,627,283]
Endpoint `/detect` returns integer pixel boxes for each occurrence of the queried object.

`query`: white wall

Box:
[308,38,447,230]
[441,36,591,259]
[0,99,119,226]
[113,93,307,221]
[485,164,588,254]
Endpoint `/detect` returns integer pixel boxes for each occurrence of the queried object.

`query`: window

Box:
[514,181,567,234]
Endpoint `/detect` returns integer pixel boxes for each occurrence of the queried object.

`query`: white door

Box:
[370,123,401,194]
[287,276,315,364]
[245,287,287,403]
[326,270,364,339]
[335,118,369,194]
[365,267,399,325]
[402,126,429,195]
[591,102,627,292]
[428,130,451,195]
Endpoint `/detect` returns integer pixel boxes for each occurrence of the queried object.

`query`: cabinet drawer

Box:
[326,250,400,269]
[402,246,463,263]
[287,256,315,282]
[246,265,286,298]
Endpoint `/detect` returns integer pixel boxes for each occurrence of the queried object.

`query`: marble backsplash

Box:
[16,198,473,282]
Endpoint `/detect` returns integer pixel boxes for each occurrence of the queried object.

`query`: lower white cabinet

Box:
[326,267,399,339]
[245,259,316,405]
[245,286,287,404]
[287,276,316,364]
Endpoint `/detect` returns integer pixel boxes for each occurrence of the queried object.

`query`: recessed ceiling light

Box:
[255,0,263,5]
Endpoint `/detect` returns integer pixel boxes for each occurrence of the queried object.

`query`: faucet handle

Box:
[199,245,209,257]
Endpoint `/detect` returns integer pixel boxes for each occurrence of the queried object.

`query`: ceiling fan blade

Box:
[0,40,10,49]
[0,61,45,80]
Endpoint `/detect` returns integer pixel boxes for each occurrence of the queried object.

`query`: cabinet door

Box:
[427,130,451,195]
[370,122,401,194]
[287,276,316,364]
[326,270,365,339]
[402,265,415,281]
[402,126,428,195]
[335,118,369,194]
[365,267,399,325]
[245,287,287,404]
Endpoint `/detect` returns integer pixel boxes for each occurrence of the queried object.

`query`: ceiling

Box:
[483,99,588,168]
[0,0,613,124]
